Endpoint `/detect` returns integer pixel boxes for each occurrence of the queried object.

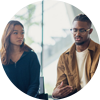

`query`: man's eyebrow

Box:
[80,28,86,30]
[73,28,85,29]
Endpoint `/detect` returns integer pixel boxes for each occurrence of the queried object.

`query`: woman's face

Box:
[10,25,24,46]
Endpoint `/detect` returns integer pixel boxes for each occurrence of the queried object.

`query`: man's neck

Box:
[76,39,90,52]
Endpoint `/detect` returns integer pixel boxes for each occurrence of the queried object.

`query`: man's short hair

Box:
[73,14,92,28]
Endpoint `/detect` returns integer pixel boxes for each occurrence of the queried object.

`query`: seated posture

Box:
[52,14,100,99]
[0,20,40,98]
[78,88,100,100]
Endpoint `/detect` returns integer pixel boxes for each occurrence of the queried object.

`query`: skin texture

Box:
[9,25,24,63]
[72,21,93,52]
[52,82,73,98]
[10,25,24,46]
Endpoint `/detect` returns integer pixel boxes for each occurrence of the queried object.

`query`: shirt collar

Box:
[66,39,96,54]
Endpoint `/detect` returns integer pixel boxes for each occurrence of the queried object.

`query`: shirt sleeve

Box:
[27,52,40,97]
[54,54,68,89]
[0,64,10,100]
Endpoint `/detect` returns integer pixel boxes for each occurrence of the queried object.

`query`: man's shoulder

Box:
[91,39,100,45]
[60,48,71,58]
[90,39,100,49]
[64,48,70,54]
[61,43,75,55]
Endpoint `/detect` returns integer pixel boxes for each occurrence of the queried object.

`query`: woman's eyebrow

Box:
[13,30,18,31]
[13,30,24,31]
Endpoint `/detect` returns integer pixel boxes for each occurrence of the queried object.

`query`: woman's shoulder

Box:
[24,50,37,58]
[23,44,38,58]
[28,49,36,54]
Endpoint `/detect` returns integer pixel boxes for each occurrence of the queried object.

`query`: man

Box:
[52,14,100,99]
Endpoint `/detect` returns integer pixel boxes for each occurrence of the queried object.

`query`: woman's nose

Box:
[18,33,23,38]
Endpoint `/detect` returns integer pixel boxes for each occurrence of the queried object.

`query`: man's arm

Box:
[52,54,73,99]
[56,54,68,87]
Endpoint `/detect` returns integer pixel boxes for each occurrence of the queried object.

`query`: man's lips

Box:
[75,37,82,41]
[76,38,81,41]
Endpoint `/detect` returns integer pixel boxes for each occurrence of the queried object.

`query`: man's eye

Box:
[80,29,85,32]
[73,29,77,32]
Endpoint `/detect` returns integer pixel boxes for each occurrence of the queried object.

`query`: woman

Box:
[0,20,40,98]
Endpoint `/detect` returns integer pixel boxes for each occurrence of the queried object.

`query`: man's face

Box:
[72,21,92,45]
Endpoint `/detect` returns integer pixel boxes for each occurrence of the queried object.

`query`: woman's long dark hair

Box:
[0,20,32,65]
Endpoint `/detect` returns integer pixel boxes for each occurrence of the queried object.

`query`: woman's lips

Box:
[17,40,23,42]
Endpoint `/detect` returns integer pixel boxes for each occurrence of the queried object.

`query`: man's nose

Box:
[75,30,81,36]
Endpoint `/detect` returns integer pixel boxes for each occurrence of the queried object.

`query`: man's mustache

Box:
[75,36,82,38]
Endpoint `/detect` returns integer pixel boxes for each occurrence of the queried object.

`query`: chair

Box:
[37,77,48,100]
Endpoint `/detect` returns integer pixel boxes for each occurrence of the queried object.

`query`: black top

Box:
[2,50,40,97]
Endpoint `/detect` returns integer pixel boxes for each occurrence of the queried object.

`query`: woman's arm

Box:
[27,52,40,97]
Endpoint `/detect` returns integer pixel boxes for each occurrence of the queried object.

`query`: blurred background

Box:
[0,0,99,100]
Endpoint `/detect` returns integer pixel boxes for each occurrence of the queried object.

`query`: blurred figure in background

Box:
[0,20,40,98]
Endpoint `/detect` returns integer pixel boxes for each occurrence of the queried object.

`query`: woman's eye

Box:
[22,32,24,34]
[14,32,18,34]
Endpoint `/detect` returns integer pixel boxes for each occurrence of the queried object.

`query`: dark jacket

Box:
[3,50,40,97]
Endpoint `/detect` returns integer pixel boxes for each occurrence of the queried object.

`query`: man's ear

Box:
[89,28,93,34]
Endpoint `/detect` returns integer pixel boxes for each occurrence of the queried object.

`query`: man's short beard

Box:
[75,41,85,45]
